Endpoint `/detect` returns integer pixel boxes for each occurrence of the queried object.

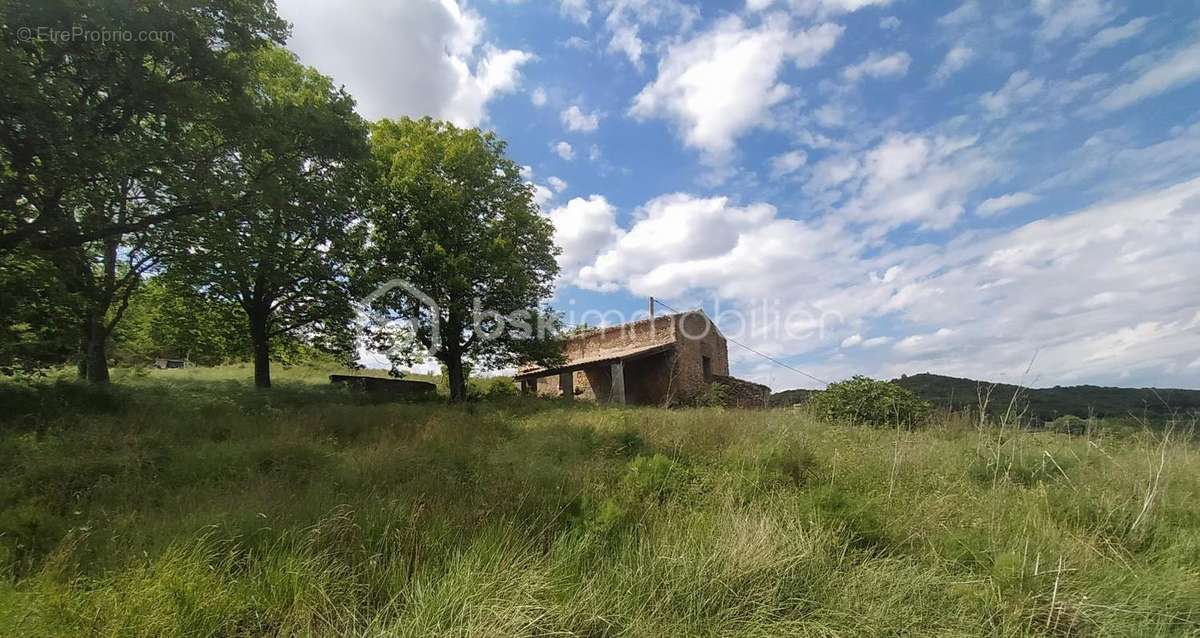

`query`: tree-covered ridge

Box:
[774,373,1200,422]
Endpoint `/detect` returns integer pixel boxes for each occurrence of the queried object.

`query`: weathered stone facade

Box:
[515,311,766,408]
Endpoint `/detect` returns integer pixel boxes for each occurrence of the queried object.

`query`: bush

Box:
[808,375,932,428]
[685,382,729,408]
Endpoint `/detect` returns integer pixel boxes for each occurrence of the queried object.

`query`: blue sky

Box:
[278,0,1200,390]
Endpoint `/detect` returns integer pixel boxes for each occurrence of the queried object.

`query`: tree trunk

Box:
[445,352,467,403]
[84,311,110,383]
[249,313,271,389]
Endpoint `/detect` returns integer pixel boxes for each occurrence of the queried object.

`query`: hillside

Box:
[895,373,1200,421]
[773,373,1200,421]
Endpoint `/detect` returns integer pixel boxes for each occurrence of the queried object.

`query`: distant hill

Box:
[772,373,1200,421]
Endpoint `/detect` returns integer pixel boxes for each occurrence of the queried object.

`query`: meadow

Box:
[0,366,1197,637]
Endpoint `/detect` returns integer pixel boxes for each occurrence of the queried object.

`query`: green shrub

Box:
[808,375,932,428]
[686,382,729,408]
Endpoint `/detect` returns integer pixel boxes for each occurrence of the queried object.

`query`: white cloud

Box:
[588,144,603,161]
[277,0,532,126]
[554,141,575,160]
[545,195,622,283]
[547,176,568,192]
[568,178,1200,388]
[1074,16,1151,63]
[561,105,601,132]
[786,0,894,17]
[1098,39,1200,112]
[607,24,645,68]
[809,133,996,230]
[1033,0,1118,41]
[977,192,1039,217]
[879,16,901,30]
[979,70,1046,117]
[561,35,591,50]
[531,86,548,107]
[938,1,980,27]
[933,45,975,83]
[842,51,911,83]
[770,150,809,178]
[602,0,699,68]
[560,0,590,24]
[630,16,843,160]
[532,183,554,208]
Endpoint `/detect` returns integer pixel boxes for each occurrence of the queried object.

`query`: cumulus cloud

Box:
[554,141,575,160]
[565,178,1200,389]
[277,0,532,125]
[630,15,843,161]
[977,192,1039,217]
[547,176,568,192]
[842,51,911,83]
[602,0,699,68]
[561,105,601,132]
[531,86,548,107]
[545,195,623,283]
[576,193,860,301]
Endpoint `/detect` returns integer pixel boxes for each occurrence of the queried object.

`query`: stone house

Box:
[514,310,770,408]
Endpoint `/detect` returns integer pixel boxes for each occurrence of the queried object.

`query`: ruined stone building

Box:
[514,311,770,408]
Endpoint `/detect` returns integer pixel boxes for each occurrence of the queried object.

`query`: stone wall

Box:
[671,311,729,402]
[712,375,770,409]
[559,314,676,362]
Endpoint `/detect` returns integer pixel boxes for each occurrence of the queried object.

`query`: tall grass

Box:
[1,368,1197,636]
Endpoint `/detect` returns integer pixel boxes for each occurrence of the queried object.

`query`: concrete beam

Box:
[610,361,626,405]
[559,371,574,400]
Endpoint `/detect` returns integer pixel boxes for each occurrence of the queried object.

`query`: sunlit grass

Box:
[1,368,1197,636]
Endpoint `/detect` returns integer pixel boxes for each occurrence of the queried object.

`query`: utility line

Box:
[651,298,829,387]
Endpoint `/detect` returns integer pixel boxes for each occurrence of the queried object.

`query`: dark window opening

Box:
[702,355,712,380]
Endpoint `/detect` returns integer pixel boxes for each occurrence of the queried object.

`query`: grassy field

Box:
[1,366,1198,636]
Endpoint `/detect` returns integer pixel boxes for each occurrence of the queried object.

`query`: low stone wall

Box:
[330,375,437,397]
[712,375,770,409]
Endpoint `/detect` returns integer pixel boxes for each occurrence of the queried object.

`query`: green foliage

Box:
[111,275,249,366]
[1,366,1199,636]
[367,117,562,401]
[687,382,730,408]
[808,375,933,428]
[163,47,370,387]
[0,0,287,251]
[0,250,79,374]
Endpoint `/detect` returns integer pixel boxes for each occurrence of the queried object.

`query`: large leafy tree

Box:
[0,0,287,378]
[0,0,286,251]
[165,47,369,388]
[368,118,562,402]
